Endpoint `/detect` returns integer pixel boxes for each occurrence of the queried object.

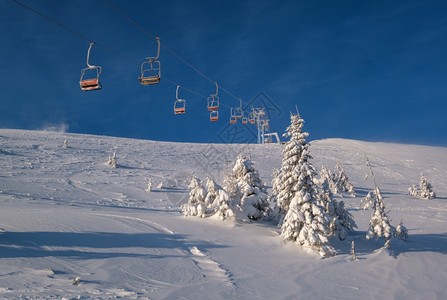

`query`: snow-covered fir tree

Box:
[272,112,310,225]
[157,181,163,190]
[107,152,117,168]
[269,168,281,221]
[419,173,436,199]
[408,184,419,197]
[281,160,335,257]
[204,176,220,206]
[63,139,68,148]
[334,163,356,197]
[210,188,235,220]
[319,166,338,195]
[366,186,393,243]
[181,175,207,218]
[319,177,357,241]
[229,154,270,221]
[277,112,334,256]
[394,220,408,240]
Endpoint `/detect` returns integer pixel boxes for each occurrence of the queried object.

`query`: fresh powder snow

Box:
[0,129,446,299]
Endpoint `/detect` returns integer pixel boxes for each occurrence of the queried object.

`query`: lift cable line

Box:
[10,0,219,104]
[11,0,244,118]
[101,0,248,106]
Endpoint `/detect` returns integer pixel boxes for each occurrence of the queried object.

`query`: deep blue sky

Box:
[2,0,447,146]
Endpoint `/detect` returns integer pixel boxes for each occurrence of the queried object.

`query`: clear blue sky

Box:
[2,0,447,146]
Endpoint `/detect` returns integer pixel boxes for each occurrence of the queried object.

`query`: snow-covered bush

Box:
[204,176,220,206]
[210,188,235,220]
[408,185,419,197]
[107,152,117,168]
[351,240,357,260]
[63,139,68,148]
[181,175,207,218]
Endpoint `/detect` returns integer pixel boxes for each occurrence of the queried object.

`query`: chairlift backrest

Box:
[230,116,237,124]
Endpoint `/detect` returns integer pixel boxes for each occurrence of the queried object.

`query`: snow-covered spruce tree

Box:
[365,187,393,243]
[363,157,393,245]
[319,166,339,195]
[351,240,357,260]
[210,188,235,220]
[272,112,310,225]
[319,177,357,241]
[334,163,356,197]
[229,154,270,221]
[419,173,436,199]
[204,176,220,206]
[269,168,281,221]
[281,160,335,257]
[181,175,207,218]
[107,152,117,168]
[408,184,419,197]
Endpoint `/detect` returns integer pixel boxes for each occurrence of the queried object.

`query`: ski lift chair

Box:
[207,83,219,111]
[80,43,102,91]
[229,116,236,124]
[139,37,161,85]
[210,111,219,122]
[174,85,186,114]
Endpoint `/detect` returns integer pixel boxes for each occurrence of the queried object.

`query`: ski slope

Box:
[0,129,446,299]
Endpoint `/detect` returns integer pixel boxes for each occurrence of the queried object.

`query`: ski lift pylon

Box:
[80,42,102,91]
[207,82,219,111]
[174,85,186,114]
[139,37,161,85]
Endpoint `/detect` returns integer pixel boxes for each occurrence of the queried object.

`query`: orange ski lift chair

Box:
[231,98,243,119]
[229,116,237,124]
[80,43,102,91]
[207,82,219,111]
[174,85,186,114]
[242,114,248,124]
[210,111,219,122]
[248,112,255,124]
[139,37,161,85]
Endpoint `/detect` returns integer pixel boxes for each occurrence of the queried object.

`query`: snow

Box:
[0,129,446,299]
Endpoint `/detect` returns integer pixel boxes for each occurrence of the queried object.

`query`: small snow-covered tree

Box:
[366,186,393,243]
[146,178,152,192]
[272,112,311,225]
[204,176,220,206]
[181,175,207,218]
[229,154,270,221]
[63,139,68,148]
[157,181,163,190]
[107,152,117,168]
[210,188,235,220]
[351,240,357,260]
[419,173,436,199]
[408,185,419,197]
[320,166,339,195]
[319,177,356,241]
[334,163,356,197]
[394,220,408,240]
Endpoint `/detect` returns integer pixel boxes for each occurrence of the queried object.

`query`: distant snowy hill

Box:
[0,129,446,299]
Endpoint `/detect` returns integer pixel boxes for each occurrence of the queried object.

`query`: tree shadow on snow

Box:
[332,231,447,258]
[0,231,227,259]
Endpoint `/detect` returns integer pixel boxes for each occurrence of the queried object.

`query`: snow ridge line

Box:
[188,246,236,290]
[89,213,175,234]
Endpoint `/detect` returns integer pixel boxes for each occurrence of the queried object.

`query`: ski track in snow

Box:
[0,129,446,299]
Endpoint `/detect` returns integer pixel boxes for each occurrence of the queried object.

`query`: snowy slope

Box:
[0,129,446,299]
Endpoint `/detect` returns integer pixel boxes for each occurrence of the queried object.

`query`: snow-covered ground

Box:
[0,129,446,299]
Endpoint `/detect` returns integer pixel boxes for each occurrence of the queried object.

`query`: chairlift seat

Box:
[230,117,236,124]
[210,111,219,121]
[139,76,160,85]
[174,107,185,114]
[80,78,101,91]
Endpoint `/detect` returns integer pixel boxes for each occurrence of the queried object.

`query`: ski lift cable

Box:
[10,0,217,105]
[101,0,250,107]
[11,0,139,68]
[12,0,235,114]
